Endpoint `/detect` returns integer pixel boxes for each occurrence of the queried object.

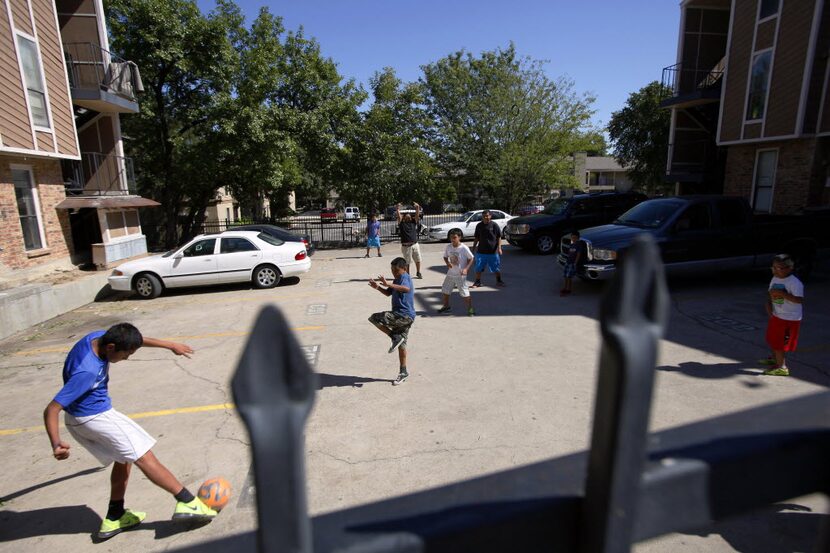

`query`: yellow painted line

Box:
[0,403,236,437]
[12,326,326,356]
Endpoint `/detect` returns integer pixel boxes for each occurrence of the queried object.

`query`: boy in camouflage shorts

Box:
[368,257,415,385]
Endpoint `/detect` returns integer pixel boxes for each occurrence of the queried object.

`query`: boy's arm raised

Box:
[141,337,194,358]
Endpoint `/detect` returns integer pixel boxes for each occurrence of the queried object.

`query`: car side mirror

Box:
[174,253,184,259]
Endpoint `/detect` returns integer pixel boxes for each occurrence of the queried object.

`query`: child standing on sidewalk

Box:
[561,231,586,297]
[365,214,382,258]
[760,254,804,376]
[438,229,475,316]
[368,257,415,385]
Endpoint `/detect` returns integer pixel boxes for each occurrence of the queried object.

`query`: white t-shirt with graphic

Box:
[769,274,804,321]
[444,243,473,277]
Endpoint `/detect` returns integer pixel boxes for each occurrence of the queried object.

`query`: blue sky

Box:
[196,0,680,130]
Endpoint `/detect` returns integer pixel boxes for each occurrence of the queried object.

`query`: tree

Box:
[420,44,596,212]
[607,81,672,194]
[338,68,441,214]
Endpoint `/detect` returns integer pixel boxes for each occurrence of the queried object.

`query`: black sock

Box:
[399,366,408,375]
[106,499,125,521]
[174,488,195,503]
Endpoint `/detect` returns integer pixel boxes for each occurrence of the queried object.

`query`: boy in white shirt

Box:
[438,229,475,316]
[760,254,804,376]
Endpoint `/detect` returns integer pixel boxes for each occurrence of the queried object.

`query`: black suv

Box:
[504,192,647,254]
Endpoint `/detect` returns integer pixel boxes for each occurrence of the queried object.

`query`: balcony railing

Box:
[63,153,136,196]
[661,61,724,100]
[63,42,141,104]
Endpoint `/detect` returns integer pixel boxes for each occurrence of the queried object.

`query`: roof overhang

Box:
[55,196,161,209]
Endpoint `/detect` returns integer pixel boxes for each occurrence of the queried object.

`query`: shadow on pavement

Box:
[317,373,394,389]
[0,467,104,502]
[93,277,301,303]
[0,505,100,541]
[658,361,830,388]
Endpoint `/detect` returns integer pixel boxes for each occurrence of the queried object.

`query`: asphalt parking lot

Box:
[0,242,828,552]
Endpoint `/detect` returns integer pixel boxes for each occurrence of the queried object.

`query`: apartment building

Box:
[661,0,830,214]
[0,0,156,273]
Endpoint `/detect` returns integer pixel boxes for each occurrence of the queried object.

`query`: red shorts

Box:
[765,315,801,352]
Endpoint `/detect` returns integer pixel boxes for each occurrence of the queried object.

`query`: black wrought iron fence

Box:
[173,235,830,553]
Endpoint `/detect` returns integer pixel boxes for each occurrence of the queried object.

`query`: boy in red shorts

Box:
[760,254,804,376]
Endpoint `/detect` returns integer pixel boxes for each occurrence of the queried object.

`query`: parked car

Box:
[226,223,315,256]
[557,195,823,281]
[427,210,514,241]
[108,231,311,299]
[384,205,416,221]
[504,192,647,254]
[516,204,545,216]
[344,206,360,221]
[320,208,337,223]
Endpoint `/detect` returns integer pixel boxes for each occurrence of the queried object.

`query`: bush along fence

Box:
[174,235,830,553]
[145,213,466,252]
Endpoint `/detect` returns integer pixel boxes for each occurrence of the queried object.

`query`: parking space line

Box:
[11,326,326,356]
[0,402,236,437]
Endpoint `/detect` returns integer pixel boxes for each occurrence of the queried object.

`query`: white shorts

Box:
[401,243,422,265]
[442,275,470,297]
[65,408,156,465]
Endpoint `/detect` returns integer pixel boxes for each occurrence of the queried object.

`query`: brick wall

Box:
[0,157,73,270]
[723,138,822,214]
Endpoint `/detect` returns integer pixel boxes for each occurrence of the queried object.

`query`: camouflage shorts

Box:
[369,311,414,347]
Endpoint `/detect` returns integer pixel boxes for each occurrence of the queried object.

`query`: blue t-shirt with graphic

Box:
[367,220,381,238]
[53,330,112,417]
[391,272,416,319]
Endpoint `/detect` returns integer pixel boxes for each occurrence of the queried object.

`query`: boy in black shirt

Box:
[561,231,586,296]
[471,210,505,287]
[397,202,423,278]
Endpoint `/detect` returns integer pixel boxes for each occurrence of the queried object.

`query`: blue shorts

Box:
[367,236,381,248]
[563,262,577,278]
[475,253,500,273]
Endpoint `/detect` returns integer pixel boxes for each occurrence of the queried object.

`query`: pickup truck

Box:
[558,195,823,280]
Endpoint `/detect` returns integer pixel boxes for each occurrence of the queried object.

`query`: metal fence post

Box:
[580,235,670,553]
[232,306,318,553]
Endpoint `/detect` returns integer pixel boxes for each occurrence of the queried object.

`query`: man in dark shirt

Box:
[471,210,505,287]
[397,202,423,278]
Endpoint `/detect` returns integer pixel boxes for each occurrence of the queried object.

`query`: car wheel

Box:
[134,273,162,299]
[535,234,556,255]
[253,264,282,289]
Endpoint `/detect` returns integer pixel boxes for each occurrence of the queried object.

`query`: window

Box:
[490,211,505,220]
[257,233,284,246]
[12,168,45,250]
[752,150,777,213]
[16,35,50,128]
[183,239,216,257]
[746,51,772,121]
[759,0,779,20]
[675,203,712,232]
[220,237,258,253]
[717,200,749,227]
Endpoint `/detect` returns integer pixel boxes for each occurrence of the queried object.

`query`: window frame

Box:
[745,48,773,123]
[11,165,47,251]
[14,31,52,132]
[750,148,778,214]
[182,238,217,257]
[220,236,259,254]
[758,0,780,23]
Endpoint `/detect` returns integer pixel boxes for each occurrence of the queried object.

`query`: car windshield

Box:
[542,199,570,215]
[458,211,475,221]
[615,200,684,228]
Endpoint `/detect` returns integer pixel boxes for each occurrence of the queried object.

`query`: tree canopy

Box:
[607,81,672,194]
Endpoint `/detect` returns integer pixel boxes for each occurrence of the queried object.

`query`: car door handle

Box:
[204,258,213,262]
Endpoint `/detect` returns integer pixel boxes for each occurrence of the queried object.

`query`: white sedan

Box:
[427,210,515,241]
[108,230,311,299]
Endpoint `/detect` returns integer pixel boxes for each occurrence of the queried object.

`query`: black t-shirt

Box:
[567,240,588,265]
[474,221,501,254]
[399,221,419,244]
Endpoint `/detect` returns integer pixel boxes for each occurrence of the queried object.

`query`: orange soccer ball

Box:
[198,477,232,511]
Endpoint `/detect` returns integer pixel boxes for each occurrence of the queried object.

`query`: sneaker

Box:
[471,280,482,288]
[388,334,405,353]
[172,498,217,521]
[378,253,382,257]
[763,367,790,376]
[364,254,370,258]
[416,272,423,279]
[98,509,146,539]
[393,372,409,386]
[467,307,475,317]
[497,280,506,287]
[437,305,452,314]
[757,357,777,366]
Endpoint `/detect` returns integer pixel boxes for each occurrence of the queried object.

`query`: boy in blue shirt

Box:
[365,213,382,258]
[43,323,217,540]
[368,257,416,385]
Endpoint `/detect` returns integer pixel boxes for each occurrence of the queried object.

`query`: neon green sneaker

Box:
[763,367,790,376]
[757,358,777,366]
[172,497,217,521]
[97,509,145,539]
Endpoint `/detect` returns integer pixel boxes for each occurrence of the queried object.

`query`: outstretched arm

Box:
[141,337,194,358]
[414,202,421,222]
[396,203,402,224]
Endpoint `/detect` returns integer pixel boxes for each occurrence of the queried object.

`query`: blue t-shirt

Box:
[53,330,112,417]
[391,272,416,319]
[367,220,381,238]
